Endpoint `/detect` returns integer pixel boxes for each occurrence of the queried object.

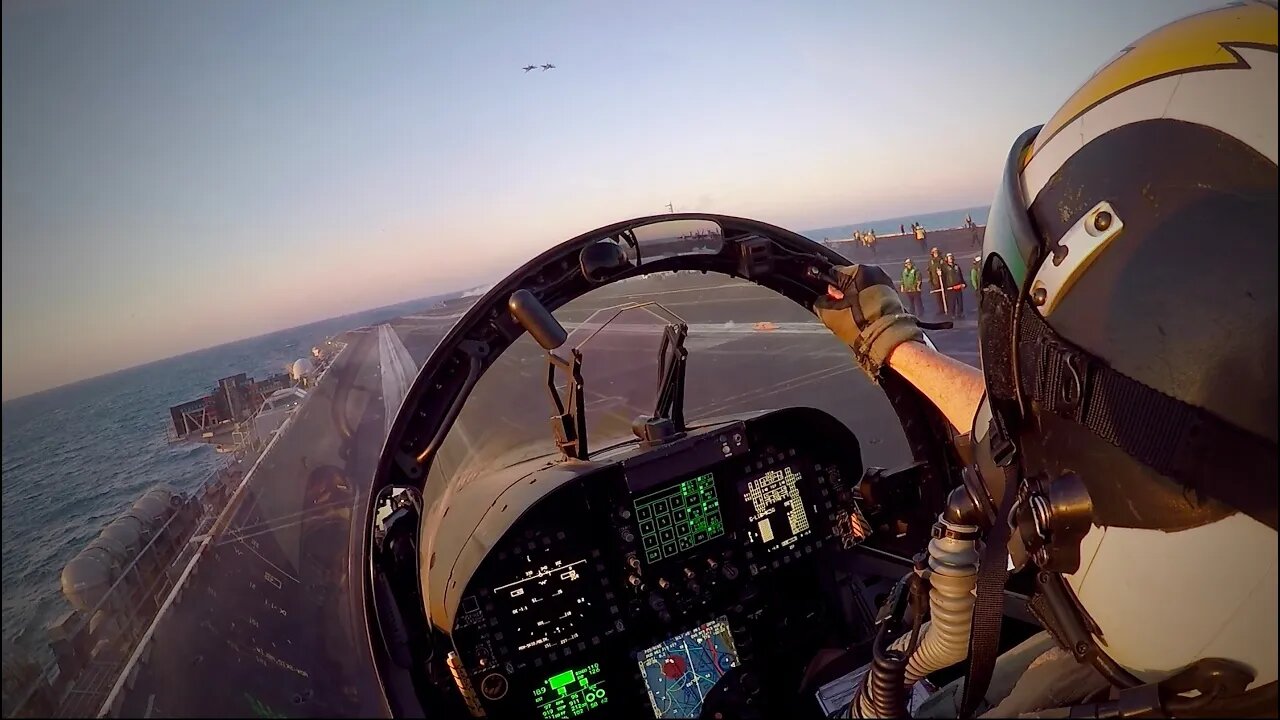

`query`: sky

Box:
[1,0,1220,401]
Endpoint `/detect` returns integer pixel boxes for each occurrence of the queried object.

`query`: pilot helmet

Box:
[973,1,1276,700]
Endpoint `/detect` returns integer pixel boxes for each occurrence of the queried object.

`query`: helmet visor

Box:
[976,126,1043,431]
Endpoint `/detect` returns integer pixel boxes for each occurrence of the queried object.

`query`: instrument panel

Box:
[448,407,868,719]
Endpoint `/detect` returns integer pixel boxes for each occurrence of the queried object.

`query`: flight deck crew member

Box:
[900,258,923,316]
[942,252,966,318]
[970,255,981,292]
[914,222,927,252]
[926,246,945,316]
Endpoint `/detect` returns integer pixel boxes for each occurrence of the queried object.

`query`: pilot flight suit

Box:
[912,632,1111,718]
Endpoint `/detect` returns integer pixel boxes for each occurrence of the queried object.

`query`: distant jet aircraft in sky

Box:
[522,65,537,72]
[541,63,556,71]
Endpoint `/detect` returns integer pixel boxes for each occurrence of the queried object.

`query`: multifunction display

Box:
[634,472,724,564]
[490,551,603,656]
[739,465,812,553]
[532,663,608,719]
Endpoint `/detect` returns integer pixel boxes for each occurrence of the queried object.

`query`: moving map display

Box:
[637,617,740,719]
[633,472,724,564]
[739,465,812,553]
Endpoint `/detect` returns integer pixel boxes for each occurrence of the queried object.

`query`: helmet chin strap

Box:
[1027,569,1143,688]
[967,454,1271,717]
[1021,526,1269,718]
[1020,666,1271,719]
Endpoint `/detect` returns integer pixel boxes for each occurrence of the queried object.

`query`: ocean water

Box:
[802,204,990,241]
[0,292,454,660]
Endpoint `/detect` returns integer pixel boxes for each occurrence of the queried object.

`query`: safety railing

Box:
[4,342,344,719]
[2,459,248,719]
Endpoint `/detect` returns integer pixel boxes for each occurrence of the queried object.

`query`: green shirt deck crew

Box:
[900,265,921,292]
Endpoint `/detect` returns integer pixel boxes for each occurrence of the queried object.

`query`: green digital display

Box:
[532,663,608,719]
[634,472,724,564]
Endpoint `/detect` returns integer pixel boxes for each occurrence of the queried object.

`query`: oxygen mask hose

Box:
[888,515,981,688]
[852,510,980,718]
[853,572,914,719]
[858,645,910,719]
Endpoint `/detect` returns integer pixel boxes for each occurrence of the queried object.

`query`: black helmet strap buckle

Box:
[1038,338,1090,423]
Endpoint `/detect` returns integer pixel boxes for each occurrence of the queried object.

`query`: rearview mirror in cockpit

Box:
[630,218,723,264]
[580,239,636,284]
[581,218,725,284]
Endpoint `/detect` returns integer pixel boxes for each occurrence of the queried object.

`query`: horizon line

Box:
[2,203,991,404]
